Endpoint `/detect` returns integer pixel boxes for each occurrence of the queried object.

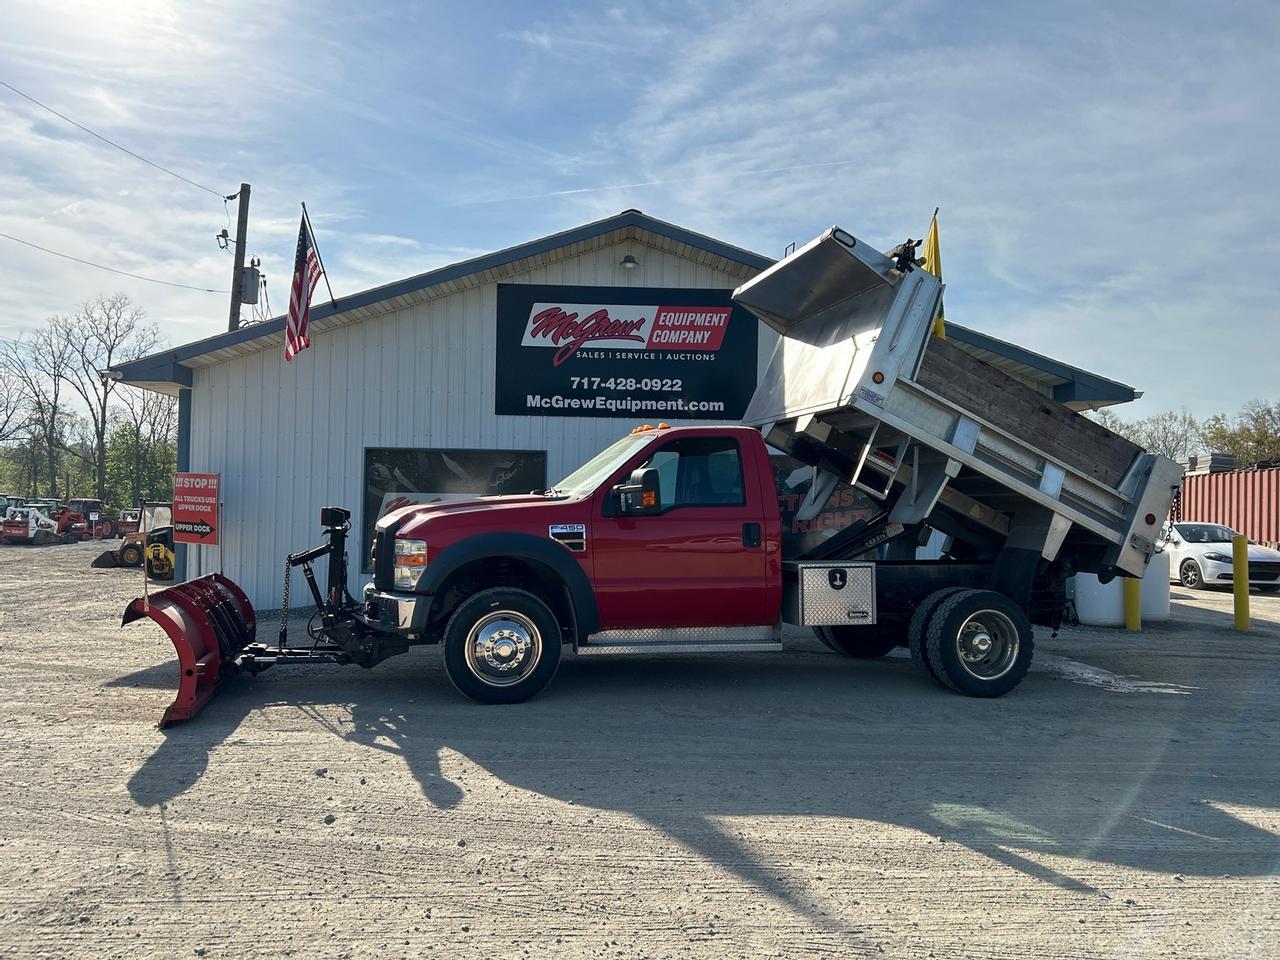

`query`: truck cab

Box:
[371,424,780,624]
[365,423,801,702]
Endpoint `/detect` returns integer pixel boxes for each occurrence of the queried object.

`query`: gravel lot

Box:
[1,540,1278,959]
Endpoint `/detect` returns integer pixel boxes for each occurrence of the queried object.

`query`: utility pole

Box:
[227,183,251,331]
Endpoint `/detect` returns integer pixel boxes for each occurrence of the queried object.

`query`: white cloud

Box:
[493,0,1280,416]
[1,0,1276,424]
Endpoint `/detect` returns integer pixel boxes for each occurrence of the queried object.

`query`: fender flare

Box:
[417,532,599,638]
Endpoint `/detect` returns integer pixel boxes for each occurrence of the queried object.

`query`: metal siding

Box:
[185,239,769,608]
[1181,467,1280,546]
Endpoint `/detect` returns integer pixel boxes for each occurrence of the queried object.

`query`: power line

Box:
[0,232,228,293]
[0,79,229,199]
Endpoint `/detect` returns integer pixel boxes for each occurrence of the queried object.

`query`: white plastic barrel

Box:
[1069,550,1171,626]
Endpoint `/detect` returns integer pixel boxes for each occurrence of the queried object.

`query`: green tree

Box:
[1199,400,1280,467]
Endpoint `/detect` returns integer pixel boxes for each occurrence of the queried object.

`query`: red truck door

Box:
[591,433,770,628]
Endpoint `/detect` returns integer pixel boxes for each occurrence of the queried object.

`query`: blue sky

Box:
[2,0,1276,417]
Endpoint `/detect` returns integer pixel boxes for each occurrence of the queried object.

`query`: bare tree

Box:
[56,295,161,500]
[1130,410,1201,461]
[0,365,30,443]
[1,324,75,497]
[1087,407,1200,460]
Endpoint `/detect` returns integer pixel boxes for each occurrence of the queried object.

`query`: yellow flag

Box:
[921,212,945,339]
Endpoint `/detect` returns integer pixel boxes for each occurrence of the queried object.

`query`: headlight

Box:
[1203,552,1233,563]
[393,538,427,590]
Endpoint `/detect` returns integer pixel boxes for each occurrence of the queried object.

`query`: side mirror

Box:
[613,467,661,516]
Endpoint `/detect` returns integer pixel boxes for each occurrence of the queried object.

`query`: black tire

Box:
[1179,558,1206,590]
[925,589,1034,698]
[811,626,840,653]
[119,543,144,568]
[907,587,970,687]
[814,622,902,659]
[1257,584,1280,595]
[442,587,562,704]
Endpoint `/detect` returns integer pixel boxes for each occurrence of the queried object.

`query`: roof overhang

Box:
[945,324,1135,410]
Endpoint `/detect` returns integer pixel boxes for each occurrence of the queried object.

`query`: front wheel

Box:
[1257,584,1280,595]
[442,587,562,704]
[924,589,1034,697]
[1179,559,1205,590]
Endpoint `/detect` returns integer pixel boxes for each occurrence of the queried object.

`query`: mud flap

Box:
[121,574,257,728]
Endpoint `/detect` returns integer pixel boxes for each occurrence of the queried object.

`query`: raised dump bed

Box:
[736,227,1182,580]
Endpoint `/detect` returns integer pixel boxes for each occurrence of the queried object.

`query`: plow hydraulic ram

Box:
[120,507,408,727]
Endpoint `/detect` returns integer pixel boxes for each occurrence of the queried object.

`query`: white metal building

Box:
[114,210,1138,609]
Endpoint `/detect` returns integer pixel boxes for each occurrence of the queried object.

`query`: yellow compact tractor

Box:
[91,503,175,580]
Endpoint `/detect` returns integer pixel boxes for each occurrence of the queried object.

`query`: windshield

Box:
[1173,522,1238,543]
[144,504,173,528]
[551,433,656,497]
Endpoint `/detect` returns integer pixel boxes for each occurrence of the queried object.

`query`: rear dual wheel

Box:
[914,588,1034,697]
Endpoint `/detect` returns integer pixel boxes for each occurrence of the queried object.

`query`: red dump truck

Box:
[123,225,1182,726]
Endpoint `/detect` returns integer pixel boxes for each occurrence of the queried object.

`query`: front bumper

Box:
[1199,558,1280,586]
[361,584,426,635]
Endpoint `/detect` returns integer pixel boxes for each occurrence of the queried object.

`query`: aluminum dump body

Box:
[735,227,1182,579]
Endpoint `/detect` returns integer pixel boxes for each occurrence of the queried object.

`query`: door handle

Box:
[742,522,761,548]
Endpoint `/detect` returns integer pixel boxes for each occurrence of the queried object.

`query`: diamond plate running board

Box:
[578,624,782,656]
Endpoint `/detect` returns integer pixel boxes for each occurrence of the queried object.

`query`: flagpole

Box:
[300,202,338,309]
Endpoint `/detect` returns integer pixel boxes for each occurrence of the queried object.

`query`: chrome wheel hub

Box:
[955,610,1019,681]
[466,611,541,687]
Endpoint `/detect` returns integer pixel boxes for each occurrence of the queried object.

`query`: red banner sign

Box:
[173,472,220,544]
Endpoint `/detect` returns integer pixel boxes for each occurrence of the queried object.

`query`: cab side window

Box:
[640,438,745,509]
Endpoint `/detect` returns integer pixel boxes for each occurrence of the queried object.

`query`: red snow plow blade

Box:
[122,574,257,728]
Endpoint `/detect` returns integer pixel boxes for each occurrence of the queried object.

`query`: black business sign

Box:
[495,284,759,420]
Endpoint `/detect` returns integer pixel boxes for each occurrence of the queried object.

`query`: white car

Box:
[1160,522,1280,593]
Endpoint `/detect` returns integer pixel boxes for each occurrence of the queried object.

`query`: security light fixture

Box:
[620,254,638,269]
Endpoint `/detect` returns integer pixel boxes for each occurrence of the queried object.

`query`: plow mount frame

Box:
[119,506,409,727]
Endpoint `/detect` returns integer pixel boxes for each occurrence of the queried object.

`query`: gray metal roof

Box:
[111,209,1136,409]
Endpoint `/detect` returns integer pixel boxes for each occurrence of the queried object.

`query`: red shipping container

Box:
[1177,467,1280,547]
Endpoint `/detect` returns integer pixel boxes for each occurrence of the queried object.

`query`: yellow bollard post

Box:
[1233,534,1250,632]
[1123,576,1142,631]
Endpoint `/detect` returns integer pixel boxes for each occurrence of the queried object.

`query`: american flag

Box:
[284,215,324,361]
